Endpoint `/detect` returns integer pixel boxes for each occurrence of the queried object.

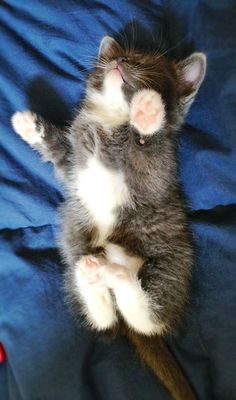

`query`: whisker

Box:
[156,34,189,59]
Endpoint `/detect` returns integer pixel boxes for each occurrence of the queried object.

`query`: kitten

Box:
[11,36,206,400]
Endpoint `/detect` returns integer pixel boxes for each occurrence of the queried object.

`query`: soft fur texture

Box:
[11,36,206,400]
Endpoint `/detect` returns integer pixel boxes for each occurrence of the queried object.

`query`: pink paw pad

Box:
[130,89,165,136]
[79,256,104,284]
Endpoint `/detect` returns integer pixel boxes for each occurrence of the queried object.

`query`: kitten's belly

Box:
[76,155,131,245]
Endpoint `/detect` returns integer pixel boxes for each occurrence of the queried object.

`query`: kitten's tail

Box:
[127,331,197,400]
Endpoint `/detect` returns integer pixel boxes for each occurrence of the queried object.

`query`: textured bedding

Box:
[0,1,236,399]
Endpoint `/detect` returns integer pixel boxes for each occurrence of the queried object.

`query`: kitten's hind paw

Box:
[130,89,165,136]
[74,256,118,331]
[78,255,105,285]
[11,111,44,145]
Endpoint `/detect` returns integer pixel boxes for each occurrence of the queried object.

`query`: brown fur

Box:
[127,331,196,400]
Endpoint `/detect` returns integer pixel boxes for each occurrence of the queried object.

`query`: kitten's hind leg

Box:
[104,263,166,335]
[11,111,71,177]
[72,256,118,331]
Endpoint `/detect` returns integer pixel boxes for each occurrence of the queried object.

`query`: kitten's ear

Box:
[98,36,123,58]
[177,52,207,112]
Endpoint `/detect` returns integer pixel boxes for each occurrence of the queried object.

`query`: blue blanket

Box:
[0,1,235,399]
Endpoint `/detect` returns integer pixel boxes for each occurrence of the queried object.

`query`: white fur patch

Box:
[75,258,117,330]
[105,243,143,274]
[87,71,129,128]
[104,266,164,335]
[11,111,44,144]
[77,156,131,245]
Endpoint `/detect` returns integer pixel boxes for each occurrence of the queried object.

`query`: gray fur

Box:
[13,38,206,335]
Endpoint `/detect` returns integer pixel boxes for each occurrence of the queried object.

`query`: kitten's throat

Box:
[87,72,129,128]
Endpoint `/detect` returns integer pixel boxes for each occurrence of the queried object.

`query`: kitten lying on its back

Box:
[12,36,206,400]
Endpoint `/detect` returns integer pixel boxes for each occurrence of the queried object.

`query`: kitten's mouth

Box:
[115,65,133,88]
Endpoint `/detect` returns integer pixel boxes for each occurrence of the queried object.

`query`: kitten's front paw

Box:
[11,111,44,145]
[78,255,105,285]
[130,89,165,136]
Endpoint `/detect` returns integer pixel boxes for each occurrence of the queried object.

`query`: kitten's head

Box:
[85,36,206,130]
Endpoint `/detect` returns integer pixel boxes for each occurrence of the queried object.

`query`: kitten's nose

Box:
[117,56,127,64]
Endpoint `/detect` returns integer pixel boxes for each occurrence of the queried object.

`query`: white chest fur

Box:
[77,156,130,244]
[87,71,129,128]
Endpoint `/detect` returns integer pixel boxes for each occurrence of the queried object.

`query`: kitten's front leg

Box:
[73,255,118,331]
[11,111,71,177]
[130,89,166,136]
[12,111,45,145]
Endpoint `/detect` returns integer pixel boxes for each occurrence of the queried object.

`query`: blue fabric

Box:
[0,1,235,399]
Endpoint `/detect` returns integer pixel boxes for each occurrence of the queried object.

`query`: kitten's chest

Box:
[76,156,130,244]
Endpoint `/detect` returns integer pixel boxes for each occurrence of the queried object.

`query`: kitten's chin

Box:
[106,68,123,86]
[85,75,129,128]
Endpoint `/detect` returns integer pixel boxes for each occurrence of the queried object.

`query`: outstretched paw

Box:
[130,89,165,136]
[11,111,44,145]
[77,255,105,285]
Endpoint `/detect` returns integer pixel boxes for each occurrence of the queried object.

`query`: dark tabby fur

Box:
[12,36,206,400]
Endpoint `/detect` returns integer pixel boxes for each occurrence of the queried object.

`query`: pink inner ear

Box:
[185,60,201,84]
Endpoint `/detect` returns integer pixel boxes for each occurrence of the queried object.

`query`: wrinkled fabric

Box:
[0,1,235,399]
